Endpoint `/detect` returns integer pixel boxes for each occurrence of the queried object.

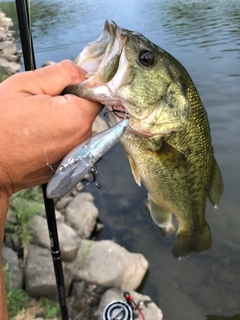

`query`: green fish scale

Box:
[121,82,213,235]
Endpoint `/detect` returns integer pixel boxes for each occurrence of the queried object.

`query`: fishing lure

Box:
[46,117,129,199]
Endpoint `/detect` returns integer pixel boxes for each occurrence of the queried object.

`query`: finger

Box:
[5,60,86,96]
[32,93,103,136]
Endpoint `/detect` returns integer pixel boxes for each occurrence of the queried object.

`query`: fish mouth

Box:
[72,21,163,138]
[75,20,130,121]
[75,20,121,85]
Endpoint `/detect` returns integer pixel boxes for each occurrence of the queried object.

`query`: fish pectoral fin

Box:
[208,157,224,208]
[172,222,212,259]
[153,139,186,169]
[147,198,172,227]
[127,153,141,186]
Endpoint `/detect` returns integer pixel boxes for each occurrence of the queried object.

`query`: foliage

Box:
[15,186,43,203]
[41,298,60,319]
[5,187,43,249]
[3,264,29,319]
[0,71,12,83]
[79,241,92,266]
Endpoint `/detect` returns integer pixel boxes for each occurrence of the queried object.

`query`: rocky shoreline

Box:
[1,9,163,320]
[0,10,21,74]
[3,182,163,319]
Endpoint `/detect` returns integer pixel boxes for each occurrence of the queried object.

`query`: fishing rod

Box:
[15,1,69,319]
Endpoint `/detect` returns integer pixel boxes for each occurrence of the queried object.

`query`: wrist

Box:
[0,156,14,197]
[0,193,9,320]
[0,192,9,243]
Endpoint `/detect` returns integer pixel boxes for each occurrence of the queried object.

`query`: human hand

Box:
[0,60,103,196]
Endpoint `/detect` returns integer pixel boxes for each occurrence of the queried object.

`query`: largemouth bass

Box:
[65,20,223,258]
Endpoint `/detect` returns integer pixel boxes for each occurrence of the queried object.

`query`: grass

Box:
[3,264,29,319]
[3,187,61,319]
[5,187,43,251]
[0,71,12,82]
[41,298,60,319]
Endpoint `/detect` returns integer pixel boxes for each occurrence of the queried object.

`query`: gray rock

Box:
[95,222,104,233]
[68,282,106,319]
[94,288,163,320]
[0,40,13,50]
[2,245,23,290]
[0,12,13,27]
[30,215,80,261]
[58,222,81,261]
[0,57,21,73]
[55,209,64,223]
[4,207,23,254]
[3,236,22,255]
[1,53,20,62]
[73,240,148,290]
[65,193,99,238]
[60,183,85,199]
[2,42,17,55]
[55,196,73,211]
[0,32,7,41]
[24,244,73,300]
[70,281,86,299]
[0,11,21,73]
[4,217,22,254]
[75,182,85,192]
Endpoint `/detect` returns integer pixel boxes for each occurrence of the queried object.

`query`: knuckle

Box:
[58,60,86,84]
[59,60,79,82]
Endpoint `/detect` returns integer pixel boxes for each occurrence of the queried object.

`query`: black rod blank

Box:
[15,1,69,319]
[42,184,69,320]
[15,0,36,70]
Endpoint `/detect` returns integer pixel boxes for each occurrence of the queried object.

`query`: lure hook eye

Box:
[82,165,101,189]
[104,107,129,120]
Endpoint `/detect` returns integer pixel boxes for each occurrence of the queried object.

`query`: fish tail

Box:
[172,222,212,259]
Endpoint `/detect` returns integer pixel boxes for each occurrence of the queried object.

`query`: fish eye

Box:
[138,50,155,67]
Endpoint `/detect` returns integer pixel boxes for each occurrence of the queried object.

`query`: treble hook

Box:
[82,165,101,189]
[104,107,129,120]
[47,163,55,172]
[47,118,128,199]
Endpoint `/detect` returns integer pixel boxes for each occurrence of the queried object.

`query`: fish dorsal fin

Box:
[208,157,224,208]
[127,153,141,186]
[148,198,172,227]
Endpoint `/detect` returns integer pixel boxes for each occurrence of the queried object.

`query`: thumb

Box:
[5,60,86,96]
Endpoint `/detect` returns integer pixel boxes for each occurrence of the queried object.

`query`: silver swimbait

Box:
[46,118,129,199]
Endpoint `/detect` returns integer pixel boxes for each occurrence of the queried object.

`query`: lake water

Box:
[1,0,240,319]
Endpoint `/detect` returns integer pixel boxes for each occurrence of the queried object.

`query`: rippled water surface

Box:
[1,0,240,319]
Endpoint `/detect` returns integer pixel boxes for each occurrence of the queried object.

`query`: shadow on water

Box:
[207,316,240,320]
[1,0,240,319]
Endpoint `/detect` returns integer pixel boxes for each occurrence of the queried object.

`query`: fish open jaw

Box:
[74,21,162,138]
[75,20,121,83]
[74,20,133,124]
